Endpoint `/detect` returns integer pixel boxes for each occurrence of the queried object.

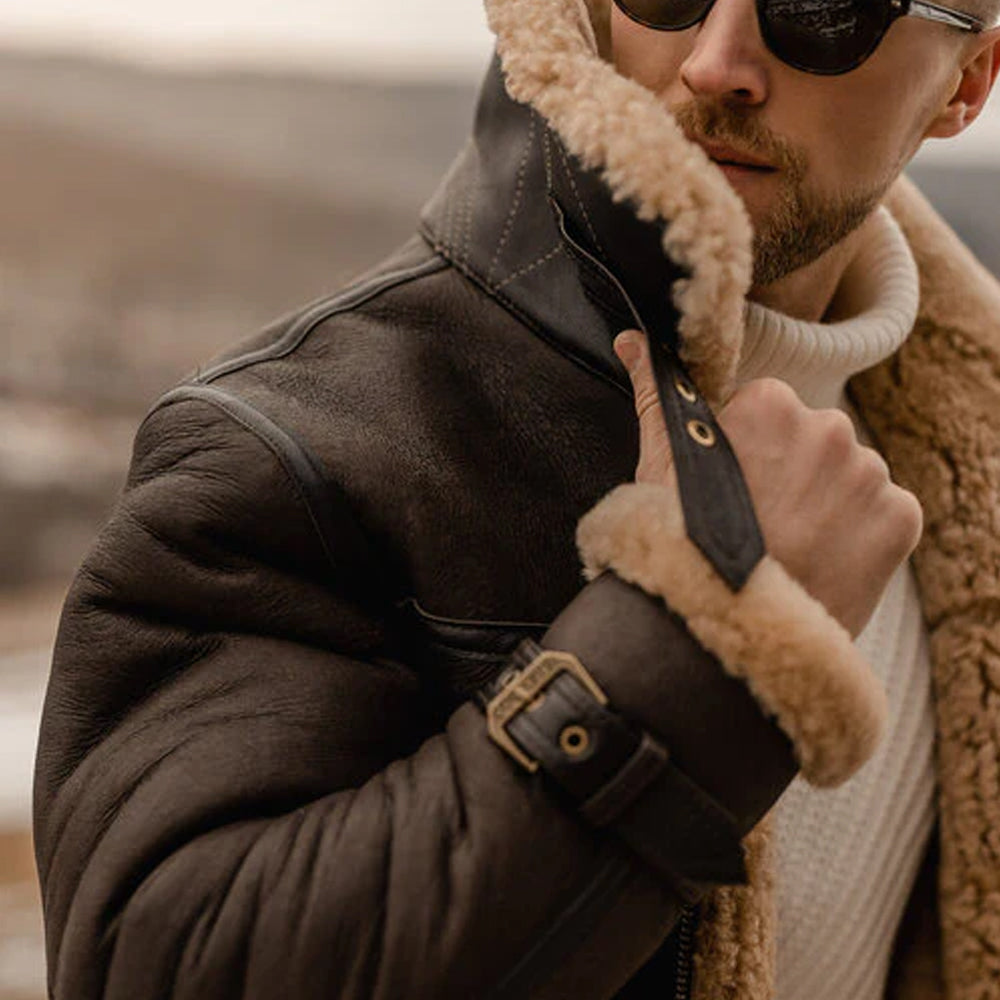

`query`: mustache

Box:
[670,101,807,180]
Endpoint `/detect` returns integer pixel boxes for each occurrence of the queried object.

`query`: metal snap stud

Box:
[687,419,717,447]
[674,377,698,404]
[559,725,590,757]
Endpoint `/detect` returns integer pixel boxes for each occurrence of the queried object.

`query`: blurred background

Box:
[0,3,996,997]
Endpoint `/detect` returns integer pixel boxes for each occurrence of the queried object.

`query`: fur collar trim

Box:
[485,0,753,407]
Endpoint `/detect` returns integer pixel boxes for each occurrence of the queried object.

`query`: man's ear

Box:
[924,28,1000,139]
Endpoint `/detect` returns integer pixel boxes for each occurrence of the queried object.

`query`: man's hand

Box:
[614,330,923,638]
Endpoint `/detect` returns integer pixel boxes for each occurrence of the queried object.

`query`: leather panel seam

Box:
[397,596,550,631]
[495,243,565,290]
[418,222,630,400]
[149,385,381,607]
[193,253,448,384]
[487,113,538,283]
[555,138,606,258]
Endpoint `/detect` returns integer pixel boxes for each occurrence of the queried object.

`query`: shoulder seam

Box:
[150,385,383,608]
[194,252,448,385]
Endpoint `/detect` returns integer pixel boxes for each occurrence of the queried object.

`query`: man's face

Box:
[611,0,969,285]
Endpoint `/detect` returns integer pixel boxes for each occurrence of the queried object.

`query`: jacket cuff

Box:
[576,482,887,788]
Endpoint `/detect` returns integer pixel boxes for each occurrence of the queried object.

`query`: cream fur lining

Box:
[577,482,888,788]
[484,0,753,407]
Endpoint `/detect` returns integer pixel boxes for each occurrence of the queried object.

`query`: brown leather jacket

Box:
[35,5,1000,998]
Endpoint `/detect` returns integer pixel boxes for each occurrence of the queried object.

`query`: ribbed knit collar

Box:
[739,207,920,409]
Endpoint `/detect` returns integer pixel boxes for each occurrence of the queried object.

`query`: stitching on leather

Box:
[495,245,564,290]
[561,234,635,322]
[556,141,606,257]
[488,114,537,283]
[418,222,630,401]
[443,173,458,251]
[462,156,477,266]
[542,128,554,191]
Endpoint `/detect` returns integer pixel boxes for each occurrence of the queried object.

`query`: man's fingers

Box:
[614,329,674,483]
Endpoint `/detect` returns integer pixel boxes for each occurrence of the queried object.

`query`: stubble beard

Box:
[671,101,890,287]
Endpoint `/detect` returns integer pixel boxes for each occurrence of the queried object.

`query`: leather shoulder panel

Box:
[193,236,447,385]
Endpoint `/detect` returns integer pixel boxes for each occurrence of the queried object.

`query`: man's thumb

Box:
[613,330,642,374]
[614,329,674,482]
[614,330,659,423]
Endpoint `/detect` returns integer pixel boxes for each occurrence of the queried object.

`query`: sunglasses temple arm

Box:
[907,0,987,32]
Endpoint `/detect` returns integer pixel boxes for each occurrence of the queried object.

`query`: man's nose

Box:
[680,0,770,105]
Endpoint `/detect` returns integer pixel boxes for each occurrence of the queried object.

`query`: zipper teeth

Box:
[674,907,696,1000]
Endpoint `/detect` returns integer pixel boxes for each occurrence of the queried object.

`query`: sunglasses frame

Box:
[613,0,988,75]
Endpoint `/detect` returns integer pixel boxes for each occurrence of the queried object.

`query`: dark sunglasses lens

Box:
[759,0,891,74]
[616,0,716,31]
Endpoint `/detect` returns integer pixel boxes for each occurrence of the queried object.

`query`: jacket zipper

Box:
[673,905,697,1000]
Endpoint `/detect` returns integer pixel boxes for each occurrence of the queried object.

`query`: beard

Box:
[670,100,891,287]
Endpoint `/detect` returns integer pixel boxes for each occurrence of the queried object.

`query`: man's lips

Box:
[693,139,777,172]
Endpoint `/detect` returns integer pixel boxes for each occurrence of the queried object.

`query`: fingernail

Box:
[614,332,639,372]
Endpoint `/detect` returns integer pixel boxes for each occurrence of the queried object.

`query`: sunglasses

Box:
[613,0,987,75]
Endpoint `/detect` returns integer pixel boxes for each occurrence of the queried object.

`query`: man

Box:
[33,0,1000,997]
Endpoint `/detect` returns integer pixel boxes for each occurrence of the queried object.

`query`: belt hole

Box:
[559,725,590,757]
[687,419,717,448]
[675,376,698,404]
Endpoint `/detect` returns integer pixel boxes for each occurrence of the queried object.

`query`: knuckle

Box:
[882,486,924,555]
[814,408,857,456]
[725,377,800,426]
[898,488,924,538]
[857,446,891,485]
[745,377,797,411]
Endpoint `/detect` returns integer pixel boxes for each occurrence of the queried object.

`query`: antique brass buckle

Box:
[486,650,609,773]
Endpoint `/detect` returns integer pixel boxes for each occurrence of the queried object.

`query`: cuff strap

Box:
[478,639,747,900]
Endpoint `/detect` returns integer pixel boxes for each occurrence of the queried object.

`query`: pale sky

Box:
[0,0,496,77]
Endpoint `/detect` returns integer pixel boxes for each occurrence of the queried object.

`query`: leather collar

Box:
[420,56,690,394]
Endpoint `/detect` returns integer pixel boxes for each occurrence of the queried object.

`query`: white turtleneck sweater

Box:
[737,207,937,1000]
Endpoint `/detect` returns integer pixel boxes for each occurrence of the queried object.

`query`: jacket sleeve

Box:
[32,392,854,1000]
